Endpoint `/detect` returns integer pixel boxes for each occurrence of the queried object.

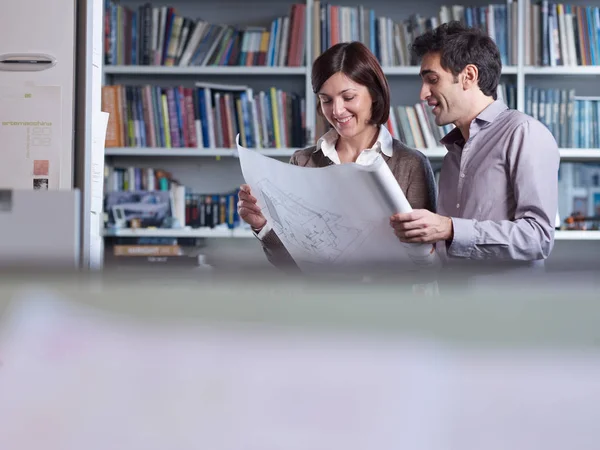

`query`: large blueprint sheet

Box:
[237,142,439,271]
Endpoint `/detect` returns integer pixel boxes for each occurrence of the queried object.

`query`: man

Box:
[390,22,559,278]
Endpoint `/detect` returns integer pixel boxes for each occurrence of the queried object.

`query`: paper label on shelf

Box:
[92,0,103,69]
[0,85,62,189]
[91,111,109,215]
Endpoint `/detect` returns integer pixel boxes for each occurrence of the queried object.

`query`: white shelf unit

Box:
[103,65,308,76]
[558,149,600,161]
[104,147,301,157]
[523,66,600,76]
[105,227,600,241]
[105,147,600,162]
[104,146,447,158]
[103,64,519,77]
[103,0,600,242]
[554,230,600,241]
[104,227,249,238]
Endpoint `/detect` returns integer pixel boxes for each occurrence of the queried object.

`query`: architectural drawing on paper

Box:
[257,179,375,263]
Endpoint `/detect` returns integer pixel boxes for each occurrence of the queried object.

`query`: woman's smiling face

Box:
[317,72,374,140]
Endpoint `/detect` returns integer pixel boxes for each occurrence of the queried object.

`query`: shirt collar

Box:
[440,100,508,149]
[476,99,509,124]
[315,125,394,159]
[440,126,464,149]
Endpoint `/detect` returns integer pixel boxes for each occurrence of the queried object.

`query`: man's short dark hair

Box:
[411,21,502,100]
[312,41,390,125]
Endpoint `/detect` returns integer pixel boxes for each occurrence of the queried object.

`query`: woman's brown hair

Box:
[312,42,390,125]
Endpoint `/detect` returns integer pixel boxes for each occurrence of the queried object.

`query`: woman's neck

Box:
[335,125,380,163]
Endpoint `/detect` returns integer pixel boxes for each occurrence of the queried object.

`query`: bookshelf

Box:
[102,0,600,247]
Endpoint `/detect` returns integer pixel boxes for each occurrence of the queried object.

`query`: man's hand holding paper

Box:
[390,210,454,244]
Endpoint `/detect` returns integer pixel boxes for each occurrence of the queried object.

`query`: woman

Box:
[238,41,437,273]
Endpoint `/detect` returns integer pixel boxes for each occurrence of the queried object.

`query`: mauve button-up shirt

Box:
[438,100,560,266]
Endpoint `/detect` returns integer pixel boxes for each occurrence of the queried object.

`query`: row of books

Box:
[314,2,516,67]
[104,0,600,69]
[104,1,306,67]
[106,236,209,268]
[571,98,600,149]
[318,2,600,68]
[104,187,241,230]
[101,83,600,151]
[108,241,195,265]
[184,192,240,229]
[109,237,197,258]
[388,84,599,150]
[385,104,453,150]
[383,84,517,149]
[528,2,600,67]
[106,245,209,267]
[524,86,574,148]
[104,166,174,192]
[101,82,307,149]
[524,87,600,148]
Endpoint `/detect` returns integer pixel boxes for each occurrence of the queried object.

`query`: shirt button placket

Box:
[456,142,469,213]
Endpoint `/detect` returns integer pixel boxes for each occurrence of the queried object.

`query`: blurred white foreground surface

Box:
[1,292,599,450]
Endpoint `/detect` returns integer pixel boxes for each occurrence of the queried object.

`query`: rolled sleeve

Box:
[259,228,285,248]
[254,223,300,272]
[253,222,273,241]
[447,217,476,258]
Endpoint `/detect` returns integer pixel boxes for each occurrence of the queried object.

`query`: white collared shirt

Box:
[316,125,394,165]
[255,126,394,240]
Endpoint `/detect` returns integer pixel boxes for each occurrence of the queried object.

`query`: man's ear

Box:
[462,64,479,90]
